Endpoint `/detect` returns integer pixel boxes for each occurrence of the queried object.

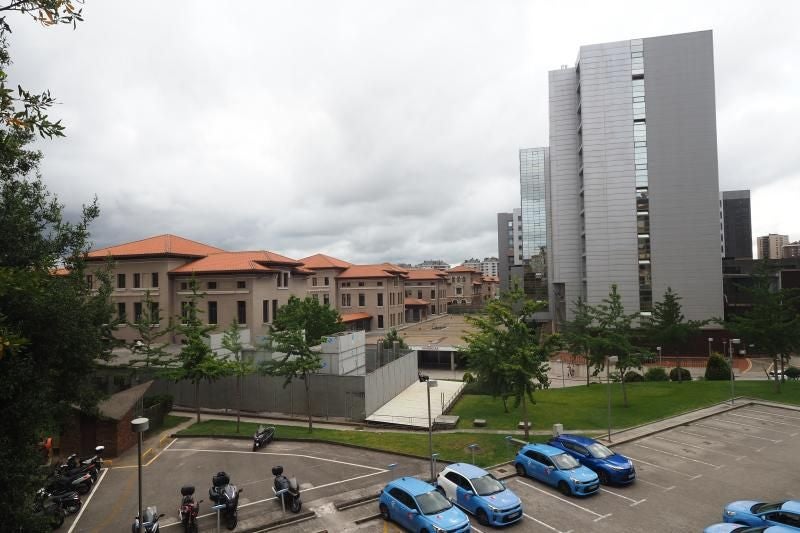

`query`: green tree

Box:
[382,327,407,350]
[704,353,731,381]
[221,319,253,433]
[127,290,176,374]
[463,284,556,441]
[726,263,800,393]
[591,285,643,408]
[560,297,602,386]
[167,279,235,423]
[645,287,707,357]
[0,3,116,528]
[259,296,343,432]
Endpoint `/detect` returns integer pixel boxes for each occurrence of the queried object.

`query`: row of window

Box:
[632,38,652,313]
[340,291,404,307]
[114,272,160,290]
[117,301,159,323]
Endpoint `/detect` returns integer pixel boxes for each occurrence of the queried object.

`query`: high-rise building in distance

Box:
[519,147,550,302]
[757,233,790,259]
[720,190,753,259]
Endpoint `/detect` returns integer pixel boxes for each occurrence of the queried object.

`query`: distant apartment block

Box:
[414,259,450,270]
[757,234,789,259]
[548,30,723,322]
[462,257,499,277]
[783,242,800,259]
[497,209,525,292]
[720,190,752,258]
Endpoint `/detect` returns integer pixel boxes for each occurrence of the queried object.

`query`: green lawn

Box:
[451,380,800,431]
[177,420,533,467]
[160,414,191,431]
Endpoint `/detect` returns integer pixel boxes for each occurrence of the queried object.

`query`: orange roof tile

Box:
[447,264,482,273]
[405,269,448,281]
[337,264,408,279]
[170,251,303,275]
[472,280,483,285]
[340,312,371,323]
[300,253,352,270]
[482,275,499,282]
[87,234,224,260]
[404,297,429,306]
[52,267,70,276]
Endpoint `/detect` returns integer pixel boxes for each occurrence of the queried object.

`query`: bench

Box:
[473,419,486,427]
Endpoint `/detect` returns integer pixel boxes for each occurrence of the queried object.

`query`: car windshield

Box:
[471,474,504,496]
[416,490,452,515]
[586,442,614,459]
[751,501,785,514]
[552,453,581,470]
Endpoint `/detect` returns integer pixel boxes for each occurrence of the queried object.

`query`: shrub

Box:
[785,366,800,381]
[704,354,731,381]
[644,367,669,382]
[144,393,174,411]
[623,371,644,382]
[669,367,691,382]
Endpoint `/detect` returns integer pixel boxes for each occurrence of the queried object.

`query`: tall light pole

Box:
[707,337,713,357]
[606,356,618,442]
[656,346,662,366]
[419,374,438,480]
[131,417,149,533]
[729,339,740,405]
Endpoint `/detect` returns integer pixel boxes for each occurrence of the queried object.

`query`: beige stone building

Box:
[300,253,352,308]
[335,263,408,332]
[445,264,484,306]
[404,269,449,322]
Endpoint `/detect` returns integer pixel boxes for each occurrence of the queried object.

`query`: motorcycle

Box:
[47,469,93,495]
[179,485,203,533]
[252,425,275,451]
[271,466,301,513]
[208,471,242,530]
[33,491,67,530]
[132,506,165,533]
[37,487,82,515]
[60,445,104,481]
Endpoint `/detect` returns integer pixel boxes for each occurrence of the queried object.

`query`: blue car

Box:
[514,443,599,496]
[723,500,800,529]
[436,463,523,526]
[379,477,471,533]
[705,524,798,533]
[548,433,635,485]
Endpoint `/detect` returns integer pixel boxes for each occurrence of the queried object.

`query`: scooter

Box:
[47,469,93,495]
[37,487,82,515]
[64,446,105,481]
[208,472,242,530]
[179,486,203,533]
[132,506,165,533]
[252,425,275,451]
[272,466,301,513]
[33,491,67,530]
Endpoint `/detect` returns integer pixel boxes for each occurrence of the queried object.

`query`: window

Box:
[390,293,394,306]
[207,281,217,289]
[208,301,218,325]
[431,305,436,314]
[358,293,365,307]
[151,272,159,288]
[638,236,651,261]
[149,302,159,325]
[323,293,329,306]
[431,290,436,299]
[636,189,649,211]
[283,272,289,287]
[180,282,188,291]
[236,301,246,324]
[324,277,329,286]
[181,301,190,322]
[262,300,270,323]
[377,293,383,306]
[377,281,383,287]
[272,300,278,321]
[134,302,143,322]
[342,293,351,307]
[378,315,384,328]
[390,314,395,327]
[358,281,364,287]
[312,277,318,287]
[117,302,126,320]
[237,280,246,289]
[637,214,650,234]
[312,293,319,301]
[393,277,398,287]
[117,273,126,289]
[133,273,141,288]
[417,290,423,299]
[86,275,93,289]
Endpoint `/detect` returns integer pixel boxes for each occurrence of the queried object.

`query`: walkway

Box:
[366,379,465,428]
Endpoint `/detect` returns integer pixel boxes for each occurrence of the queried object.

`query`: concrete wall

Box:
[363,349,418,417]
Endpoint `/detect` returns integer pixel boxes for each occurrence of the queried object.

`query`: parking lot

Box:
[66,402,800,532]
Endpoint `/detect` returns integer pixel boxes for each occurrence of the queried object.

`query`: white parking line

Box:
[635,477,675,491]
[651,435,746,460]
[523,512,573,533]
[165,447,386,471]
[692,422,784,441]
[514,479,612,522]
[728,412,800,430]
[599,487,646,506]
[633,443,722,469]
[746,408,800,421]
[66,467,108,533]
[707,417,797,436]
[672,429,765,452]
[623,455,702,480]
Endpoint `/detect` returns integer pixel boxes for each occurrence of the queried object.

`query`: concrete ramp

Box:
[366,379,465,428]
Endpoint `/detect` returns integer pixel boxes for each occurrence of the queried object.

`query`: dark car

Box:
[548,434,635,485]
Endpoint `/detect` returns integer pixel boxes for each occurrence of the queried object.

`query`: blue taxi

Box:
[722,500,800,530]
[548,434,635,485]
[379,477,471,533]
[436,463,522,526]
[514,443,599,496]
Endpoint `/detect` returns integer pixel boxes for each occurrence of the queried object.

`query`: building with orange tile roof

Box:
[403,269,449,323]
[335,263,408,332]
[300,253,352,309]
[445,264,485,308]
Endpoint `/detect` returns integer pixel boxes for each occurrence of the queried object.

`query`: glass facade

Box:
[631,38,652,313]
[519,147,549,301]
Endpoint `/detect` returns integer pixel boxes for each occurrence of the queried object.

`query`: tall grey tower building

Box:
[720,190,753,259]
[520,147,550,302]
[548,30,723,322]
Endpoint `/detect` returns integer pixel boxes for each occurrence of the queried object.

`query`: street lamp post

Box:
[560,358,565,388]
[606,356,618,442]
[707,337,713,357]
[730,339,740,405]
[656,346,662,366]
[131,417,149,533]
[419,374,438,480]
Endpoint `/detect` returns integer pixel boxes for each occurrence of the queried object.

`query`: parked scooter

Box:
[46,469,93,495]
[208,472,242,530]
[252,425,275,451]
[37,487,82,515]
[271,466,301,513]
[179,486,203,533]
[33,491,67,530]
[63,445,105,481]
[132,506,165,533]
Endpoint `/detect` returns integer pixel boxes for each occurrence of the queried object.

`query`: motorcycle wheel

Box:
[76,482,91,495]
[252,443,258,452]
[226,511,237,530]
[65,501,82,514]
[290,498,302,514]
[50,509,65,529]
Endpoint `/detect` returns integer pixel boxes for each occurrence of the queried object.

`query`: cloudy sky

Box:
[8,1,800,264]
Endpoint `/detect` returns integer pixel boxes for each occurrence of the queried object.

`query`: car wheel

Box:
[598,470,609,485]
[515,463,526,477]
[558,481,572,496]
[476,508,490,526]
[379,503,390,522]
